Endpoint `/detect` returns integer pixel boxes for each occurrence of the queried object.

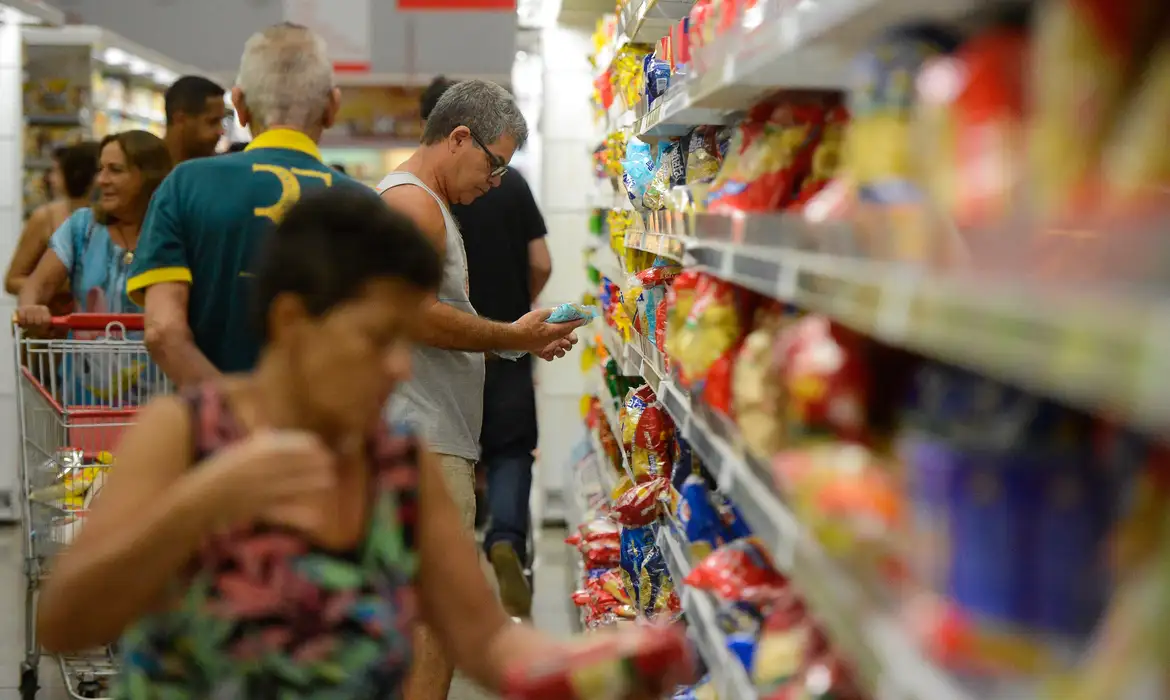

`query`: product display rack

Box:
[567,0,1170,698]
[20,25,207,215]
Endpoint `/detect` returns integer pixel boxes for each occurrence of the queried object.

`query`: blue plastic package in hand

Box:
[547,303,598,324]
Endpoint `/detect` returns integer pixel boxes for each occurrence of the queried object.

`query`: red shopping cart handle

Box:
[12,313,145,332]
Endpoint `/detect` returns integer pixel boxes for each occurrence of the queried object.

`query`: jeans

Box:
[481,450,534,564]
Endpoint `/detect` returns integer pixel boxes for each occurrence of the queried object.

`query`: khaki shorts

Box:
[436,454,478,531]
[435,454,499,598]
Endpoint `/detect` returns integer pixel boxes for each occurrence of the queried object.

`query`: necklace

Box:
[110,224,136,266]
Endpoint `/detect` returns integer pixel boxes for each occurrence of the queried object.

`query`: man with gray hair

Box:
[129,22,362,385]
[378,80,583,700]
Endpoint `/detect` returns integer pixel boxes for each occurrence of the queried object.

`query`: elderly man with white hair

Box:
[127,22,361,385]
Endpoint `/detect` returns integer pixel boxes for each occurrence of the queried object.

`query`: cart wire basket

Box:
[14,314,172,700]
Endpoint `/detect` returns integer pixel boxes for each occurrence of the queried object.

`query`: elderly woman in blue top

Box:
[16,130,173,405]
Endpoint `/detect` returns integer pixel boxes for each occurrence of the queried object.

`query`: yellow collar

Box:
[245,129,322,161]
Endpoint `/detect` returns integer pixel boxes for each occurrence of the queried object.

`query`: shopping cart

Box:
[13,314,172,700]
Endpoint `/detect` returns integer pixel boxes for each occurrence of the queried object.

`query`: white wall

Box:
[0,10,25,520]
[533,23,596,523]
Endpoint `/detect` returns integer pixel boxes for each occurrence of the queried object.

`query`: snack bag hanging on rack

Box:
[673,277,750,392]
[684,537,790,607]
[776,315,871,444]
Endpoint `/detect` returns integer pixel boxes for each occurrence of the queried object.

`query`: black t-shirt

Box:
[452,169,547,458]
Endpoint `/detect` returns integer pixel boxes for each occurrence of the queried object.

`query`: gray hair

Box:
[421,79,528,149]
[235,23,334,130]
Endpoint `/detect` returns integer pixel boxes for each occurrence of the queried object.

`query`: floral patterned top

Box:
[115,385,420,699]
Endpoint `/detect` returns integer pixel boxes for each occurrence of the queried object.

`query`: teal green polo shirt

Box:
[127,129,369,373]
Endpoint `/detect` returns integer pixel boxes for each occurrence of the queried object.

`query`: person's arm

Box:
[381,185,560,353]
[37,397,337,653]
[528,238,551,303]
[126,172,219,387]
[143,283,222,388]
[512,173,552,302]
[15,211,75,329]
[6,207,53,295]
[36,397,212,651]
[414,449,559,691]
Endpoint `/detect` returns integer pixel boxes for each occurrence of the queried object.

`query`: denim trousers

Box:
[480,449,534,564]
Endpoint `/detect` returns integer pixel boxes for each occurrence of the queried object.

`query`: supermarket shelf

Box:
[635,0,975,137]
[596,364,635,483]
[658,525,758,700]
[683,215,1170,438]
[625,220,686,262]
[656,380,973,700]
[595,0,694,79]
[23,25,207,86]
[592,247,628,291]
[601,324,641,378]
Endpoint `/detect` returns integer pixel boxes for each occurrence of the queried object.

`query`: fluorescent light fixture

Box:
[103,47,128,65]
[517,0,560,28]
[128,57,150,75]
[153,68,177,85]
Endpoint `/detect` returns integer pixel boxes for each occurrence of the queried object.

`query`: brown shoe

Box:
[489,542,532,620]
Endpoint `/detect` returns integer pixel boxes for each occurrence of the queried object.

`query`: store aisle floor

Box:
[0,525,578,700]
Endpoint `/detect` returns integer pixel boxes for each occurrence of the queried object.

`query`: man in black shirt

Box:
[421,78,551,620]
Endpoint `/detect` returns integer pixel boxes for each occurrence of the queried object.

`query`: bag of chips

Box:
[684,537,790,606]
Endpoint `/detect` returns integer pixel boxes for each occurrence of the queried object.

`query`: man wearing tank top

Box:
[377,80,583,700]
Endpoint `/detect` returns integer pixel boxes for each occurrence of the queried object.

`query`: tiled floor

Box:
[0,525,578,700]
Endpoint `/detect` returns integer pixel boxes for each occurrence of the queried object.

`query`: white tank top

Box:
[377,171,484,461]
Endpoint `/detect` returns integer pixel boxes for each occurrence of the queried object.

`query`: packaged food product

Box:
[683,127,721,184]
[629,447,672,483]
[621,385,657,452]
[684,537,789,606]
[636,259,683,287]
[643,142,678,211]
[1099,16,1170,218]
[620,526,655,608]
[775,315,870,444]
[754,598,811,693]
[918,27,1029,230]
[622,138,657,209]
[1029,0,1163,222]
[670,436,701,501]
[701,344,738,416]
[708,101,827,213]
[548,303,600,323]
[773,444,902,558]
[678,475,724,562]
[733,303,792,460]
[644,52,672,107]
[791,105,848,210]
[674,278,746,391]
[664,271,704,365]
[612,478,671,527]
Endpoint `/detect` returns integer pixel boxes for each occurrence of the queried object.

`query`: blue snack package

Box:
[547,302,598,324]
[671,437,700,497]
[619,526,654,610]
[638,541,670,614]
[711,491,752,542]
[678,475,722,561]
[622,139,656,207]
[726,633,757,675]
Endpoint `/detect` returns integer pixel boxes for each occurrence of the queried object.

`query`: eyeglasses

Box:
[467,129,508,179]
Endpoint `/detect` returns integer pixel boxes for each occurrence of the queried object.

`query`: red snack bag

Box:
[636,263,682,287]
[581,539,621,569]
[701,344,739,416]
[503,624,698,700]
[633,403,673,455]
[684,537,790,606]
[776,315,870,443]
[611,478,670,527]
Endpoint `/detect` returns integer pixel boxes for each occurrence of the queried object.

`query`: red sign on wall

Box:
[397,0,515,9]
